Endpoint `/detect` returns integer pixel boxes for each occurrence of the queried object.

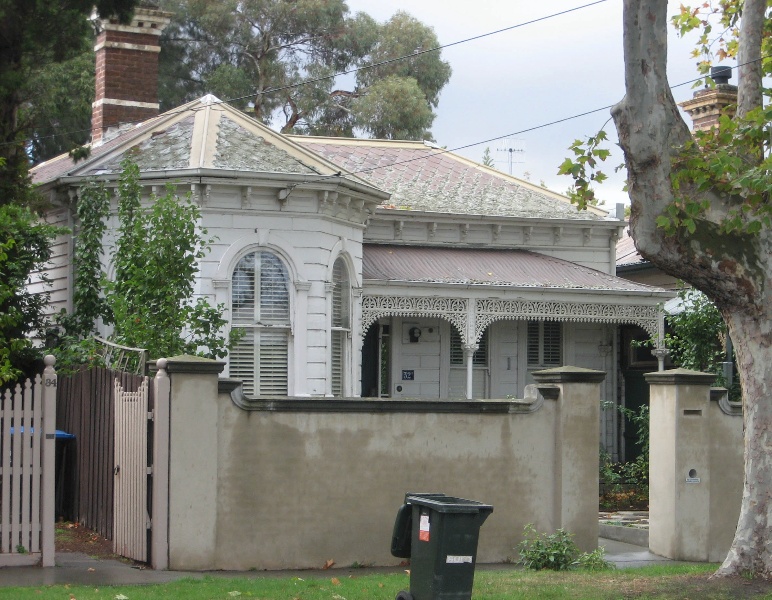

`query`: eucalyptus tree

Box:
[157,0,451,139]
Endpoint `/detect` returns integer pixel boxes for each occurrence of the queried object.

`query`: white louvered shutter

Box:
[449,327,488,398]
[231,251,290,396]
[331,259,350,396]
[542,321,562,366]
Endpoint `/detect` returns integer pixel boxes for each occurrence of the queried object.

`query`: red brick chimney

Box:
[91,4,172,145]
[679,66,738,131]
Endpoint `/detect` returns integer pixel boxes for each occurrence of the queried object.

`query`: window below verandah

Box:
[527,320,562,368]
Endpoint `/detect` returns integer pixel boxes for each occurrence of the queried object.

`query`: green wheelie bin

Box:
[390,492,493,600]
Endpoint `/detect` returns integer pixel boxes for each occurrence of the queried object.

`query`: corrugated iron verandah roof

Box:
[363,244,662,292]
[361,245,672,345]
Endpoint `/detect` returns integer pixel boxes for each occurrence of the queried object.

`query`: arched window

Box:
[331,258,350,396]
[230,251,290,396]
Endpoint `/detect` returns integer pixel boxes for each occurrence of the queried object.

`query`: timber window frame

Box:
[230,250,291,396]
[527,320,563,368]
[330,258,351,397]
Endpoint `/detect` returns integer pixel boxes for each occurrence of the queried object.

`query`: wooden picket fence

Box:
[0,357,56,566]
[113,377,150,562]
[56,362,170,569]
[56,366,147,540]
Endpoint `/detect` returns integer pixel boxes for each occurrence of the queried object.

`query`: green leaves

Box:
[518,525,579,571]
[106,159,229,360]
[56,158,231,366]
[670,1,743,87]
[665,287,728,379]
[0,205,66,384]
[557,129,612,210]
[58,179,111,339]
[666,107,772,236]
[352,75,434,140]
[158,0,451,140]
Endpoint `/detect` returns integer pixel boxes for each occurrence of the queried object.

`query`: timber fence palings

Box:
[57,367,145,540]
[0,361,56,566]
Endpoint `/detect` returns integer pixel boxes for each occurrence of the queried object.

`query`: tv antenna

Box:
[497,139,524,175]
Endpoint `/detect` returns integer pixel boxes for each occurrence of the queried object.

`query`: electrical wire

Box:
[265,58,770,187]
[18,0,612,149]
[17,7,771,188]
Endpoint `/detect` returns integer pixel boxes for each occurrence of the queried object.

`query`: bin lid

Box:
[405,493,493,514]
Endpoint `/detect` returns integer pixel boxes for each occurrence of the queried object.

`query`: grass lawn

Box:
[1,564,771,600]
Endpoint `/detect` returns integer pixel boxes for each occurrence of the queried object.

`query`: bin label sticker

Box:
[446,555,473,564]
[419,514,430,542]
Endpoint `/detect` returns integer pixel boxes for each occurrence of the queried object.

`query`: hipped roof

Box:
[293,136,605,221]
[31,96,377,193]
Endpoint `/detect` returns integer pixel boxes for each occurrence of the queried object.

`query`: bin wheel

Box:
[395,591,414,600]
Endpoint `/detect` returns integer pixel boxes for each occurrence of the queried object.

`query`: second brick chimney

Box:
[679,66,738,131]
[91,4,172,145]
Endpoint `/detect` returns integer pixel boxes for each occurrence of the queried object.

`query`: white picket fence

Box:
[0,356,56,566]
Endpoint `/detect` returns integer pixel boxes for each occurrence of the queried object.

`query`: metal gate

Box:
[113,377,150,562]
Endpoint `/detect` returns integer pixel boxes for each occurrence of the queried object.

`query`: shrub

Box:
[573,546,615,571]
[518,525,579,571]
[517,525,615,571]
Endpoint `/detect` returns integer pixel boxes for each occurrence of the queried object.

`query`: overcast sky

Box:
[344,0,718,208]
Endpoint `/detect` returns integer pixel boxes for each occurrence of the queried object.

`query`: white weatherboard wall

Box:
[199,184,367,398]
[161,357,603,571]
[391,318,443,398]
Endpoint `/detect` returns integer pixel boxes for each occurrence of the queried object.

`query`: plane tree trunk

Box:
[612,0,772,578]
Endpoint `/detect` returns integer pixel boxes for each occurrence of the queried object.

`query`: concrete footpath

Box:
[0,538,681,588]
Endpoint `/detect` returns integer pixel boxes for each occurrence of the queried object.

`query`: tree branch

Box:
[737,0,765,118]
[612,1,692,265]
[612,0,767,311]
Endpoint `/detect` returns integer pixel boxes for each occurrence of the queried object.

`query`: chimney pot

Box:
[710,66,732,85]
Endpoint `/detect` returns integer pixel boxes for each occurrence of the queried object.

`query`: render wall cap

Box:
[228,383,544,414]
[218,378,242,394]
[710,386,743,416]
[644,368,716,386]
[155,355,226,375]
[531,365,606,384]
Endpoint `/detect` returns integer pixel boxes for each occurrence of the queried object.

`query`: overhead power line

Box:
[20,0,612,149]
[296,56,771,184]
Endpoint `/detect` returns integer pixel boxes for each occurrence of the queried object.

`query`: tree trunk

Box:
[613,0,772,577]
[719,309,772,577]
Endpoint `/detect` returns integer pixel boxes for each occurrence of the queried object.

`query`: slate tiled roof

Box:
[31,114,165,183]
[616,229,647,268]
[31,96,354,185]
[364,244,663,292]
[99,116,196,173]
[213,118,316,174]
[292,137,604,221]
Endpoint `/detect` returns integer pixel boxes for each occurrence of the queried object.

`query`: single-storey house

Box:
[30,5,673,461]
